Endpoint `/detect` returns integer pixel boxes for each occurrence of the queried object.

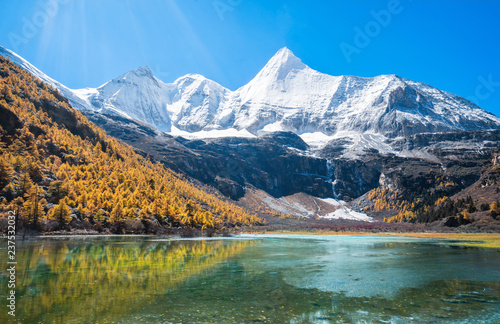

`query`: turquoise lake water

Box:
[1,234,499,323]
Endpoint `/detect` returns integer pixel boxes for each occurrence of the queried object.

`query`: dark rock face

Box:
[82,110,500,203]
[443,216,460,227]
[377,156,487,203]
[83,111,333,199]
[180,133,333,199]
[328,159,382,200]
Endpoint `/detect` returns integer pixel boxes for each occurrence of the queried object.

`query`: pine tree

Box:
[48,180,69,200]
[110,202,124,224]
[48,197,72,225]
[23,186,46,227]
[18,172,34,196]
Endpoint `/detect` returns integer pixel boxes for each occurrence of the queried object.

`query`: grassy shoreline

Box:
[240,230,500,249]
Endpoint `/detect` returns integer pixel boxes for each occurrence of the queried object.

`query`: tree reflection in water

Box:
[1,238,253,323]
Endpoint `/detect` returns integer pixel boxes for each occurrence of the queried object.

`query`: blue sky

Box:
[1,0,499,115]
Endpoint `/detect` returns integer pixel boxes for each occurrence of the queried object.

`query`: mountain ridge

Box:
[2,45,499,147]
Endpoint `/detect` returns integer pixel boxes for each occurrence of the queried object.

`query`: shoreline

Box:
[2,231,500,249]
[238,230,500,249]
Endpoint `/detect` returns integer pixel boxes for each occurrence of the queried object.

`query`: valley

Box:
[1,45,500,234]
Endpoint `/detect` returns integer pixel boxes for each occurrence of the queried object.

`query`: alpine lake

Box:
[1,234,499,323]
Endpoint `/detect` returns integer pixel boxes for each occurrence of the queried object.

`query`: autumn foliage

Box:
[0,56,260,232]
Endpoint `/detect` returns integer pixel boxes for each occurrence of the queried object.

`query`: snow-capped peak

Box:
[174,73,224,89]
[126,65,154,78]
[266,47,305,68]
[176,73,208,81]
[251,47,308,82]
[108,65,159,87]
[78,46,500,140]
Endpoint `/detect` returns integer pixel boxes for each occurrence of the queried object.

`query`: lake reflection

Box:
[1,235,499,323]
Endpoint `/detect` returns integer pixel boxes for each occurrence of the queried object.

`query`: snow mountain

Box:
[73,66,173,131]
[2,45,500,146]
[231,48,500,137]
[74,68,231,134]
[74,47,500,142]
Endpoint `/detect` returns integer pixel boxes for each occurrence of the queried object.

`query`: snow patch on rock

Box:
[319,198,373,222]
[322,208,374,222]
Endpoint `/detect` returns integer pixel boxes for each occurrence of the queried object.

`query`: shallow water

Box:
[1,235,499,323]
